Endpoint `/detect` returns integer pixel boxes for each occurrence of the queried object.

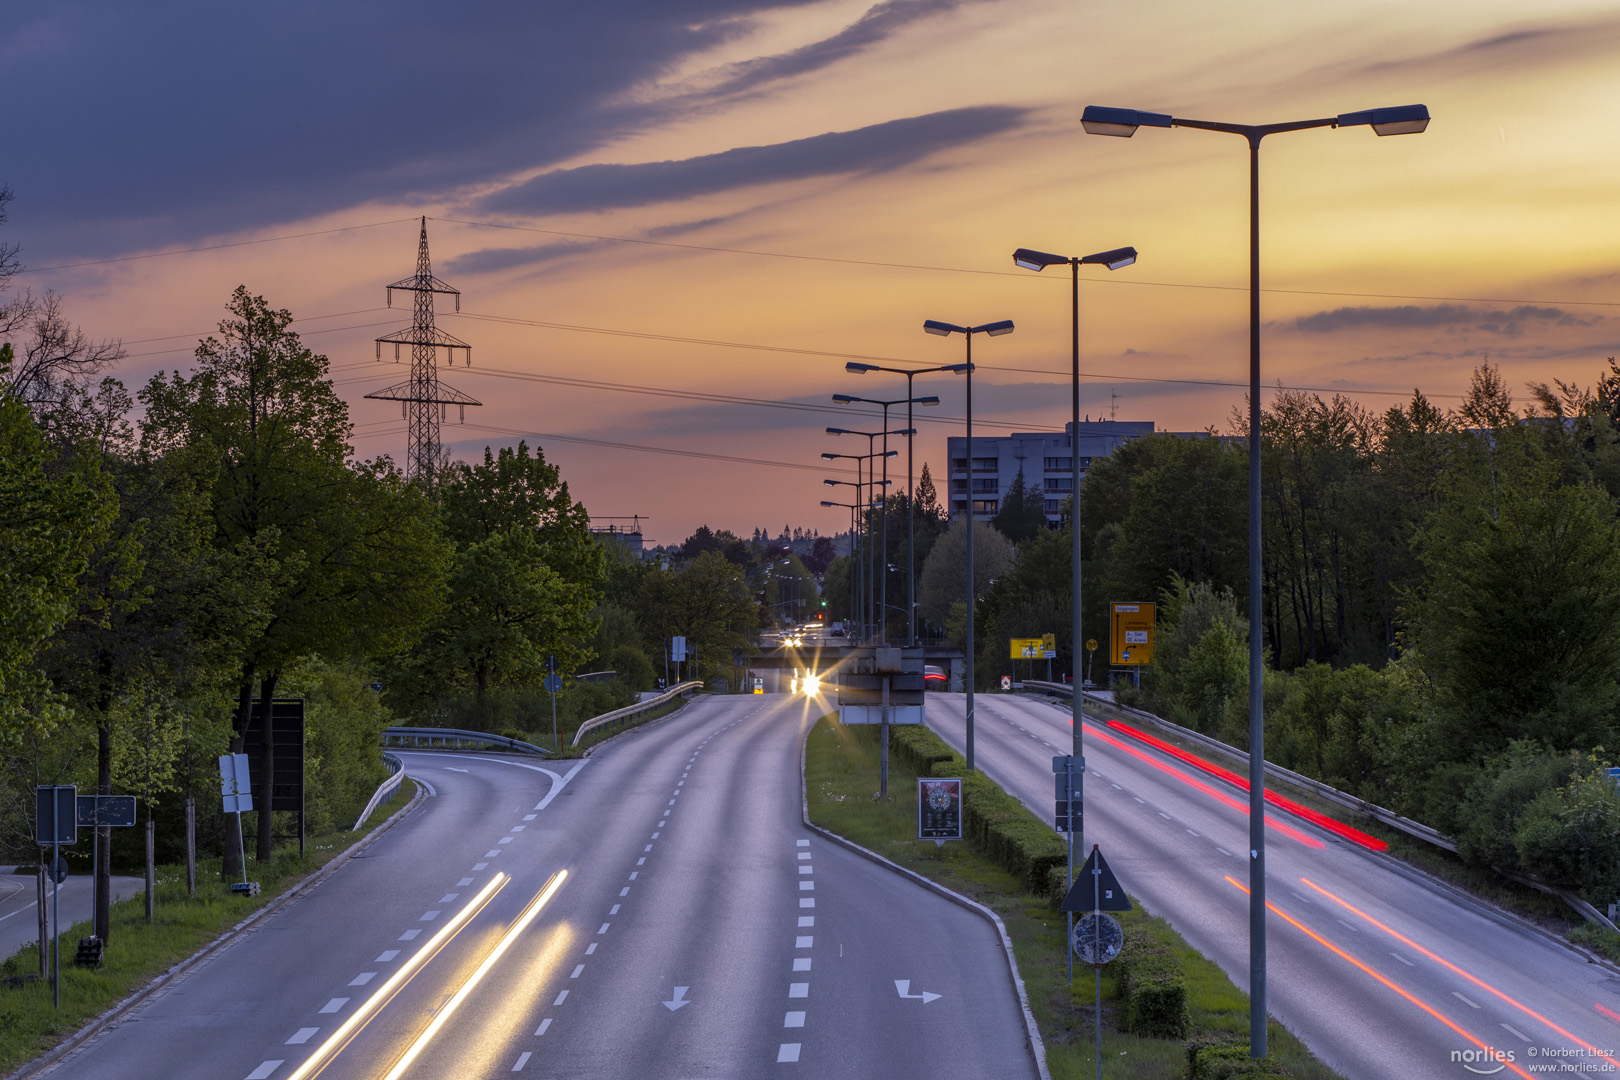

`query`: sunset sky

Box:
[7,0,1620,545]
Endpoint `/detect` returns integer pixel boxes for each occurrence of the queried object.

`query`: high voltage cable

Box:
[456,421,853,475]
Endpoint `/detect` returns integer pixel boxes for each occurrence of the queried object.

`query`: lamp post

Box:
[828,427,910,643]
[820,497,861,629]
[921,320,1013,773]
[843,365,965,647]
[823,451,893,641]
[1082,100,1428,1058]
[1012,242,1136,989]
[833,392,937,643]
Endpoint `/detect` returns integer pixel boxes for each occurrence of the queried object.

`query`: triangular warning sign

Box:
[1061,846,1132,913]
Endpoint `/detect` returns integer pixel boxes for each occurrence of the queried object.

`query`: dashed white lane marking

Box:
[629,872,639,880]
[375,950,400,962]
[439,894,459,903]
[570,964,585,978]
[798,881,814,891]
[522,814,536,821]
[1110,784,1122,790]
[799,916,814,927]
[799,898,815,908]
[554,990,568,1005]
[498,837,514,844]
[485,850,503,858]
[1186,830,1199,837]
[1133,797,1145,804]
[610,904,620,915]
[535,1018,552,1035]
[795,936,813,948]
[319,998,348,1014]
[1390,952,1414,966]
[1501,1023,1531,1042]
[1216,848,1234,859]
[457,877,474,886]
[644,845,654,852]
[510,825,525,832]
[286,1028,318,1045]
[585,944,597,955]
[652,832,660,839]
[398,929,421,941]
[1290,891,1310,904]
[349,972,377,986]
[668,799,676,806]
[1336,919,1359,933]
[598,923,610,934]
[512,1050,532,1071]
[246,1062,283,1080]
[788,983,809,998]
[1453,992,1480,1009]
[1157,812,1171,820]
[796,852,810,860]
[620,887,631,896]
[472,863,488,871]
[784,1011,805,1027]
[797,865,812,875]
[796,840,809,847]
[420,911,440,921]
[793,958,811,971]
[637,858,646,866]
[777,1043,801,1063]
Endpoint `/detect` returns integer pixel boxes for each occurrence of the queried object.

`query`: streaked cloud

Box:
[1287,304,1598,337]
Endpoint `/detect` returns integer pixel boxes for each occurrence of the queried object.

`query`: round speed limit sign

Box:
[1071,912,1124,966]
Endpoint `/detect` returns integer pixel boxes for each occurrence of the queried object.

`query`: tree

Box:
[992,469,1046,544]
[639,552,758,685]
[917,518,1013,642]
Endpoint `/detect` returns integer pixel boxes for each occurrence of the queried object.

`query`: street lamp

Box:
[1082,99,1427,1058]
[824,449,895,642]
[820,497,861,630]
[828,427,913,643]
[832,392,938,645]
[920,320,1013,773]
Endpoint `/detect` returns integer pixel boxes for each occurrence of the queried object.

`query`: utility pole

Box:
[365,218,482,482]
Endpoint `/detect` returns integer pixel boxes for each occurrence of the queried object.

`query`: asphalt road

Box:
[0,869,144,962]
[925,690,1620,1080]
[38,693,1035,1080]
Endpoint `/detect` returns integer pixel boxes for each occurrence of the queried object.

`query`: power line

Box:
[457,421,854,476]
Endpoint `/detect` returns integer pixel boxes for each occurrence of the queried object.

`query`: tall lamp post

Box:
[822,450,893,641]
[828,427,911,643]
[845,361,968,646]
[1011,242,1137,987]
[820,497,861,628]
[921,320,1013,773]
[1081,100,1428,1058]
[832,393,937,643]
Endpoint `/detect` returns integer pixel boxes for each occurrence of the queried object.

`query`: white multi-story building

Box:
[946,420,1196,524]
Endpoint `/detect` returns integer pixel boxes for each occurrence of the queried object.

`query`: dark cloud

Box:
[443,213,752,274]
[478,106,1028,215]
[2,0,983,261]
[1288,304,1597,337]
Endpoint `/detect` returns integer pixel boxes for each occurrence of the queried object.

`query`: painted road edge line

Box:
[797,721,1051,1080]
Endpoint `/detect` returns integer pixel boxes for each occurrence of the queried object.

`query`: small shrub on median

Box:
[1118,938,1189,1039]
[1186,1035,1294,1079]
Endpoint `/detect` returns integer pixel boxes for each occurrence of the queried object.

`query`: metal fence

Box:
[382,727,553,755]
[571,681,703,747]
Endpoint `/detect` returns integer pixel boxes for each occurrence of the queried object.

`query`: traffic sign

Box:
[34,786,76,846]
[47,855,69,884]
[1071,912,1124,965]
[543,673,562,693]
[1109,603,1155,665]
[1061,847,1132,913]
[1086,639,1098,653]
[76,795,137,828]
[999,675,1011,690]
[1010,637,1044,659]
[219,754,252,814]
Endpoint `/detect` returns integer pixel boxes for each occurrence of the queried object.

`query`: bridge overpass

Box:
[745,635,965,693]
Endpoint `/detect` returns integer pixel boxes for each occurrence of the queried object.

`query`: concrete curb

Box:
[10,780,428,1080]
[798,720,1052,1080]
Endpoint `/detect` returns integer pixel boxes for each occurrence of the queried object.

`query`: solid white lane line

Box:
[535,1019,551,1035]
[246,1062,284,1080]
[512,1051,531,1071]
[777,1044,801,1063]
[287,1029,318,1045]
[375,950,400,962]
[318,998,348,1014]
[349,973,377,986]
[784,1011,805,1028]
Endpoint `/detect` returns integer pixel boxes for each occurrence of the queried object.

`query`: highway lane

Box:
[39,693,1036,1080]
[926,691,1620,1080]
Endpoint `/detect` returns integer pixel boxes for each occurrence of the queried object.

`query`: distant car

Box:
[829,627,846,637]
[923,664,946,689]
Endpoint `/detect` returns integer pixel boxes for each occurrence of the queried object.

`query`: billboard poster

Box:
[917,778,963,841]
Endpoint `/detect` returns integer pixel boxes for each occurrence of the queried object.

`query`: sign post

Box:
[1052,756,1084,979]
[35,786,75,1008]
[1063,846,1132,1080]
[218,755,258,896]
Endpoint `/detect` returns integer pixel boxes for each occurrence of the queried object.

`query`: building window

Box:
[973,499,998,515]
[1043,456,1072,471]
[1044,477,1073,492]
[970,478,998,494]
[951,457,968,471]
[1043,499,1065,514]
[971,457,997,472]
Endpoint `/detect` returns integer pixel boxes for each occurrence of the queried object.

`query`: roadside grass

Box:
[805,718,1343,1080]
[0,780,416,1076]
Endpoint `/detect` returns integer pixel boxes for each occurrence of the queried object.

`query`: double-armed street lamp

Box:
[920,320,1013,773]
[819,496,861,629]
[827,426,913,643]
[844,361,968,648]
[1081,99,1428,1058]
[822,449,895,641]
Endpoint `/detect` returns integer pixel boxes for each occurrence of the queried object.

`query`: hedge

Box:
[1118,937,1189,1039]
[1185,1035,1294,1079]
[887,724,1068,895]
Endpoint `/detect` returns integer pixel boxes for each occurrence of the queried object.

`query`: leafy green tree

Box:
[1513,754,1620,902]
[991,469,1046,544]
[1139,576,1249,737]
[639,551,758,685]
[917,518,1012,644]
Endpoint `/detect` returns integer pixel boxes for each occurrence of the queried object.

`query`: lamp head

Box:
[832,394,858,404]
[1012,247,1069,271]
[1337,104,1429,136]
[944,363,972,375]
[975,319,1015,337]
[823,479,838,487]
[917,395,940,407]
[820,500,837,508]
[924,319,966,336]
[1081,105,1172,137]
[821,452,839,461]
[892,428,917,438]
[826,427,850,436]
[1080,245,1138,271]
[846,362,878,374]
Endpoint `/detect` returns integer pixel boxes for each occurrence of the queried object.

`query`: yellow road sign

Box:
[1010,637,1045,659]
[1110,603,1155,665]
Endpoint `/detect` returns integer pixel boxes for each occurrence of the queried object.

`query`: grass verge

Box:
[805,717,1342,1080]
[0,780,417,1076]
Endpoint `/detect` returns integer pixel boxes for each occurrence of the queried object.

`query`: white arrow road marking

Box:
[445,767,470,773]
[894,980,941,1004]
[663,986,691,1011]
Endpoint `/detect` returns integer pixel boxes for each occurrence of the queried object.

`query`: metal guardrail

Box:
[572,681,703,747]
[1019,680,1620,932]
[383,726,553,756]
[352,752,406,831]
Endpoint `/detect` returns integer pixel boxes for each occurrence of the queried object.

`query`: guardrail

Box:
[1019,680,1620,932]
[352,752,406,831]
[571,681,704,747]
[383,726,553,756]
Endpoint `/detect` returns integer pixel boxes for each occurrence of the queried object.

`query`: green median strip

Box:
[804,717,1344,1080]
[0,781,418,1077]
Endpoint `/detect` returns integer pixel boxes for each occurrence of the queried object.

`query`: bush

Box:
[887,724,1067,895]
[1186,1035,1294,1079]
[1118,938,1188,1039]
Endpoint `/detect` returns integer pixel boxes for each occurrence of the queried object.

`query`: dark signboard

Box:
[35,786,76,846]
[918,778,963,841]
[241,699,305,813]
[76,795,137,827]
